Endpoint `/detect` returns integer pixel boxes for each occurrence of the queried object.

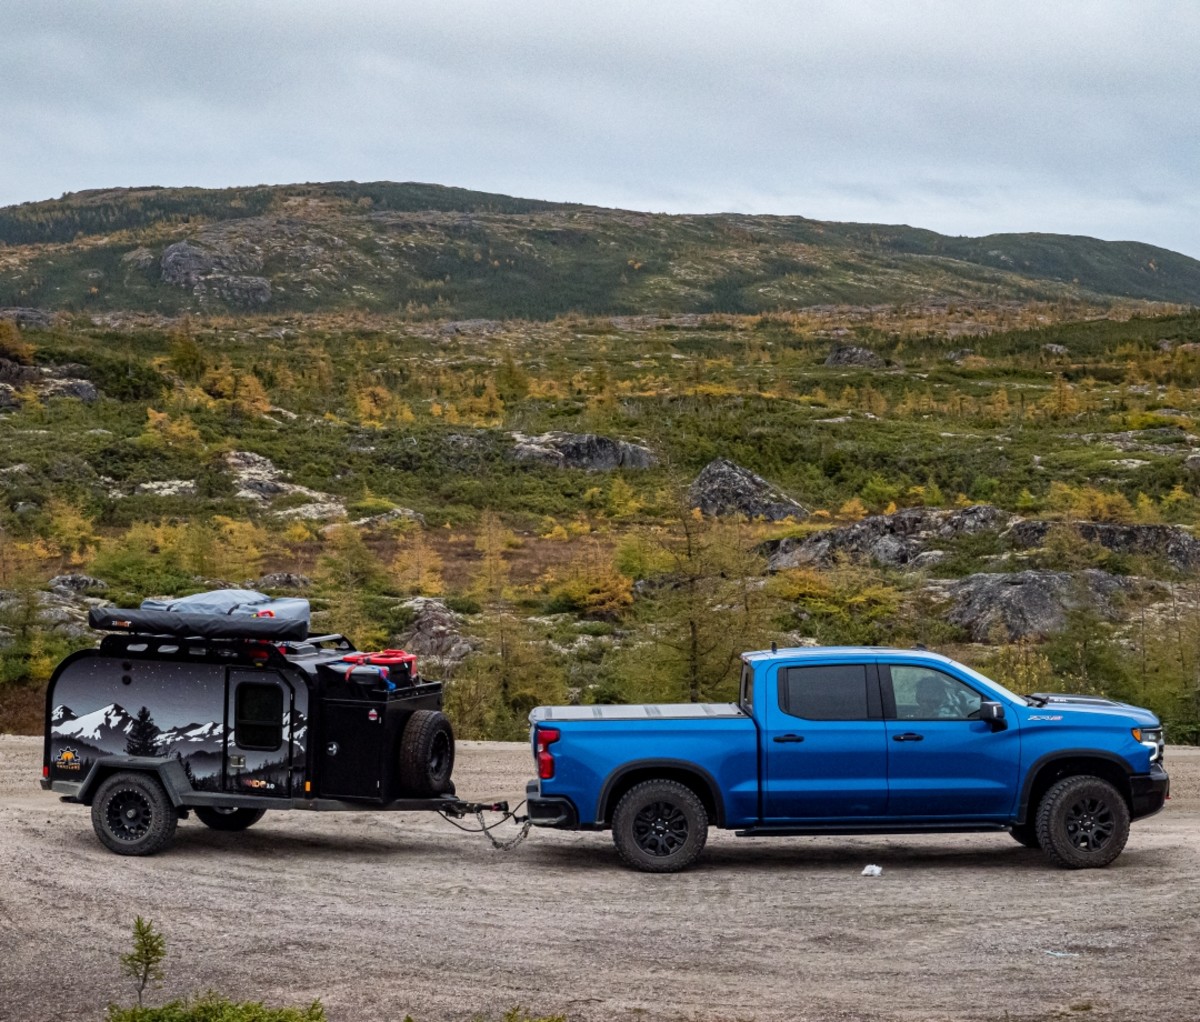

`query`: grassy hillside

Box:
[2,182,1198,318]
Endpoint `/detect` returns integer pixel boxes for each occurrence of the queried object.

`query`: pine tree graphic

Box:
[125,707,162,757]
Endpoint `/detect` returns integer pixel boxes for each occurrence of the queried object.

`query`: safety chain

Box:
[477,810,532,851]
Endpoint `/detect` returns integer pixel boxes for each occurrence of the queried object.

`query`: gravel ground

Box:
[1,736,1198,1022]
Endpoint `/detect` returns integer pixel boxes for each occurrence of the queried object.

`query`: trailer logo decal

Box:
[242,778,277,790]
[55,747,82,771]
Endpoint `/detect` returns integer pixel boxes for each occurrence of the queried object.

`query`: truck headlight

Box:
[1133,728,1164,762]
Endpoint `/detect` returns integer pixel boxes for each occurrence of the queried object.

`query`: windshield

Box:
[948,659,1028,705]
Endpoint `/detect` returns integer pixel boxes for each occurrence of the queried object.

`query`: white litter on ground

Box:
[861,864,883,877]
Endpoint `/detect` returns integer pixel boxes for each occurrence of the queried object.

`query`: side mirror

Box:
[979,701,1007,731]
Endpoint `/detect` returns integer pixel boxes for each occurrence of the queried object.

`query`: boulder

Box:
[511,431,657,470]
[121,247,156,271]
[766,505,1015,570]
[825,345,885,368]
[1005,520,1200,574]
[929,569,1136,642]
[194,274,272,308]
[161,238,264,288]
[0,307,54,329]
[390,598,479,673]
[689,458,809,522]
[1042,343,1069,356]
[257,572,312,590]
[48,574,108,594]
[0,589,100,644]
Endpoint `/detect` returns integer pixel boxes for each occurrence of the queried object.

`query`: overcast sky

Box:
[4,2,1199,256]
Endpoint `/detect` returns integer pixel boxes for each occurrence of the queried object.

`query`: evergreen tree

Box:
[125,707,161,757]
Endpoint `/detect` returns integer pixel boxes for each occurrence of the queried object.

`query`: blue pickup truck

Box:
[526,647,1169,872]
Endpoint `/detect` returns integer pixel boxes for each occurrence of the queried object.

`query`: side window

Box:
[890,666,983,721]
[740,663,754,714]
[235,683,284,750]
[780,664,869,720]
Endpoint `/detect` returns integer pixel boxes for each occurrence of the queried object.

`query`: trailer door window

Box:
[235,683,284,750]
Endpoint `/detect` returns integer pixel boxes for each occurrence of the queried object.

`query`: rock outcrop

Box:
[928,569,1136,642]
[766,505,1014,570]
[161,238,271,308]
[0,307,55,329]
[689,459,809,521]
[825,345,885,368]
[390,598,479,673]
[0,358,98,408]
[510,431,657,470]
[1005,520,1200,573]
[223,450,346,521]
[257,572,312,590]
[0,588,102,645]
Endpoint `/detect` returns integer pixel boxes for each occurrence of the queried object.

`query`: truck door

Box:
[762,661,888,819]
[224,670,294,798]
[882,663,1019,817]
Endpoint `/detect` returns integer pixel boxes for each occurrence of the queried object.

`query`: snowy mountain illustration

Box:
[50,704,77,727]
[52,703,136,746]
[157,720,227,753]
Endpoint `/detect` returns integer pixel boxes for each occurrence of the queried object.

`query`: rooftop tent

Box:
[88,589,311,641]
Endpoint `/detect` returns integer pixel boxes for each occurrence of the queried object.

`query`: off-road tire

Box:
[398,710,455,797]
[91,772,178,856]
[1035,775,1130,869]
[611,779,708,873]
[194,806,267,832]
[1009,822,1040,848]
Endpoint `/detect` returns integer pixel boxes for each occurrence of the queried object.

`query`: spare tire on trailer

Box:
[397,709,455,797]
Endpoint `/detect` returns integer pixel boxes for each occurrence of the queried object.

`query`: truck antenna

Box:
[770,640,778,653]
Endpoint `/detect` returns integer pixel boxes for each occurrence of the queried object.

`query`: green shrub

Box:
[106,994,325,1022]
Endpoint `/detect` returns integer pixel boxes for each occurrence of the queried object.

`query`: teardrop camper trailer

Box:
[42,595,496,855]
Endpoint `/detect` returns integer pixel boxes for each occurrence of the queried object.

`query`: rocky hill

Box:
[2,181,1199,317]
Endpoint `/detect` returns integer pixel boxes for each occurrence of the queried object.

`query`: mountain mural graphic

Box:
[51,703,307,757]
[52,703,136,749]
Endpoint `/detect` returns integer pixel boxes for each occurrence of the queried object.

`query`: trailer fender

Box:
[72,756,193,807]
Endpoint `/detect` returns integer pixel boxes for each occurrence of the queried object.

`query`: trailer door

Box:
[224,670,295,797]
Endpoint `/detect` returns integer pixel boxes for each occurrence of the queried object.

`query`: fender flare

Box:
[1017,748,1134,823]
[596,758,727,827]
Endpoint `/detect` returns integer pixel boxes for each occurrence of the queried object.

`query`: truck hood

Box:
[1027,692,1160,727]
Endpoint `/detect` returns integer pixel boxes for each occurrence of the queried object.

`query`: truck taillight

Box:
[536,727,561,780]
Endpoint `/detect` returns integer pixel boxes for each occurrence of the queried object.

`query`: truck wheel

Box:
[398,710,455,797]
[611,779,708,873]
[194,807,267,832]
[91,772,178,856]
[1035,775,1130,869]
[1009,823,1040,848]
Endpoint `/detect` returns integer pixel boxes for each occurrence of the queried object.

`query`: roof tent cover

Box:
[88,606,309,641]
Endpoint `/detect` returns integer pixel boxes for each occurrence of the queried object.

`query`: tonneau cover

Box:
[529,702,745,722]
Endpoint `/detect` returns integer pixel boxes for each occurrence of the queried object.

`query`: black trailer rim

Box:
[429,731,451,776]
[632,800,689,857]
[1065,795,1116,851]
[106,788,154,842]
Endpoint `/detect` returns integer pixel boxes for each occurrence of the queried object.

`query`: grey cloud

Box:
[2,0,1198,256]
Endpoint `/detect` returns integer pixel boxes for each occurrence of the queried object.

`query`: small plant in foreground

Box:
[120,916,167,1008]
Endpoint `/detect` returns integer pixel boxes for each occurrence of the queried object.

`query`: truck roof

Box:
[742,646,960,667]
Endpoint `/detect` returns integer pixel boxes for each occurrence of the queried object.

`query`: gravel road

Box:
[1,736,1198,1022]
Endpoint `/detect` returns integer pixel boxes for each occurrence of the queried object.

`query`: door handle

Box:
[773,734,805,743]
[893,732,924,742]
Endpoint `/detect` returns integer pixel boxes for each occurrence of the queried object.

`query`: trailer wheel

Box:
[91,772,178,856]
[194,807,267,832]
[611,779,708,873]
[398,709,455,797]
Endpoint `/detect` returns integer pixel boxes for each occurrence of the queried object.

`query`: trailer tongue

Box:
[43,598,525,855]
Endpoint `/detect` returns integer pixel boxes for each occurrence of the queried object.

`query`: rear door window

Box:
[780,664,870,720]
